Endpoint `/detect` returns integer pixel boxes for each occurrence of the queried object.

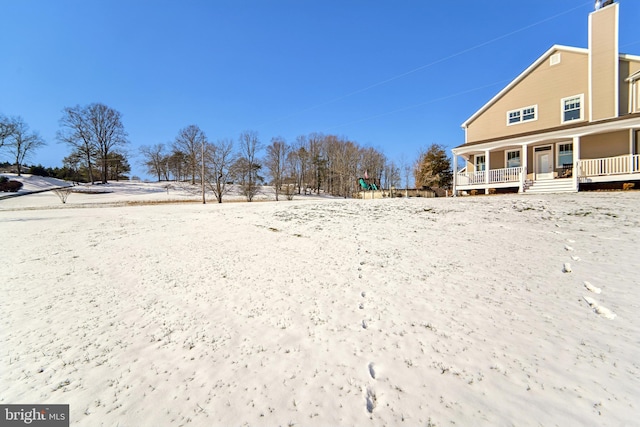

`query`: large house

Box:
[453,1,640,195]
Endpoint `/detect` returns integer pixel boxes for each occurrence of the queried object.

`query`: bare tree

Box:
[291,135,309,194]
[58,103,128,184]
[204,138,235,203]
[58,106,97,183]
[265,136,289,201]
[383,160,401,195]
[4,117,46,176]
[88,103,129,184]
[139,143,167,181]
[173,125,206,185]
[0,115,16,149]
[307,133,326,194]
[238,130,263,202]
[399,154,412,196]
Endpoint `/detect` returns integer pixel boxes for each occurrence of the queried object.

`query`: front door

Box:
[535,146,553,180]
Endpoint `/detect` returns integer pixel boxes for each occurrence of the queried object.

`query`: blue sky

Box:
[2,0,639,180]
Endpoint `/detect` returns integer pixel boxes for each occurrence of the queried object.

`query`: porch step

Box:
[525,178,576,194]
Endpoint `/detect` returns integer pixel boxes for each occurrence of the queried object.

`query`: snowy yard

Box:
[1,180,639,426]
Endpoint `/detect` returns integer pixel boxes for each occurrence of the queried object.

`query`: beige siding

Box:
[466,50,589,143]
[590,4,618,121]
[618,58,640,114]
[619,60,629,114]
[490,151,504,169]
[630,60,640,113]
[581,131,630,159]
[470,155,478,172]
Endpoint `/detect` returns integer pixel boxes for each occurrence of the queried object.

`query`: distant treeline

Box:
[0,161,130,183]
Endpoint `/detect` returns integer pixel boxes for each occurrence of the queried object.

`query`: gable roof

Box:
[461,45,587,129]
[461,46,640,130]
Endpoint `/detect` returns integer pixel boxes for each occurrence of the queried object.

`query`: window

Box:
[506,150,521,168]
[507,105,537,125]
[475,155,486,171]
[557,143,573,168]
[522,107,535,121]
[562,95,583,123]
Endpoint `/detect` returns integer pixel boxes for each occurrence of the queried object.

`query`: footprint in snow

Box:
[584,281,601,294]
[365,386,377,413]
[368,362,377,379]
[583,296,616,319]
[563,263,572,273]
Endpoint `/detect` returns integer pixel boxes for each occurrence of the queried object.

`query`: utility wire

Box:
[258,1,593,128]
[326,79,511,131]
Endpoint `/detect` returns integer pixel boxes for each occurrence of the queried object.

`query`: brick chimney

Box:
[589,1,619,121]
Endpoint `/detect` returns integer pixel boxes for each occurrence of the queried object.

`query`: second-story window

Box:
[507,105,537,126]
[562,95,583,123]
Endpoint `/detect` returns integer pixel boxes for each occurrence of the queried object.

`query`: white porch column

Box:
[452,153,458,197]
[573,136,581,191]
[630,129,636,173]
[520,144,528,193]
[484,149,490,194]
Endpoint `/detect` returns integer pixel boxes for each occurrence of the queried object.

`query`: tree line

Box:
[1,102,453,200]
[1,103,130,183]
[140,128,408,202]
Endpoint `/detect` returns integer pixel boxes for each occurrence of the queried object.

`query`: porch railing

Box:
[456,166,523,186]
[489,166,524,183]
[456,170,484,186]
[578,154,640,177]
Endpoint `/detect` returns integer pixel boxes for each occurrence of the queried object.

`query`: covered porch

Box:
[452,115,640,195]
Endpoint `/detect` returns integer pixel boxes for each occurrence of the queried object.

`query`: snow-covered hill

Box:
[1,190,639,426]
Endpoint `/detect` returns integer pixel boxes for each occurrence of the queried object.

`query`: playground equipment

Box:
[358,177,378,191]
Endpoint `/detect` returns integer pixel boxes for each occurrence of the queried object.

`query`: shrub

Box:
[469,190,478,196]
[53,188,72,203]
[0,180,23,192]
[489,188,497,195]
[623,183,635,191]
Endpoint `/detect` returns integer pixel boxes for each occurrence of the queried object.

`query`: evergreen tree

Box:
[414,144,452,189]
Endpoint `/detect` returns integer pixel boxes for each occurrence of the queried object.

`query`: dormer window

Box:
[561,94,584,123]
[507,105,537,126]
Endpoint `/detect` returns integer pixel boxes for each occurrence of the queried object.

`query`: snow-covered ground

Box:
[0,174,327,207]
[1,179,639,426]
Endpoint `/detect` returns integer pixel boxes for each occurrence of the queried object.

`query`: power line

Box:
[258,1,593,129]
[326,79,511,132]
